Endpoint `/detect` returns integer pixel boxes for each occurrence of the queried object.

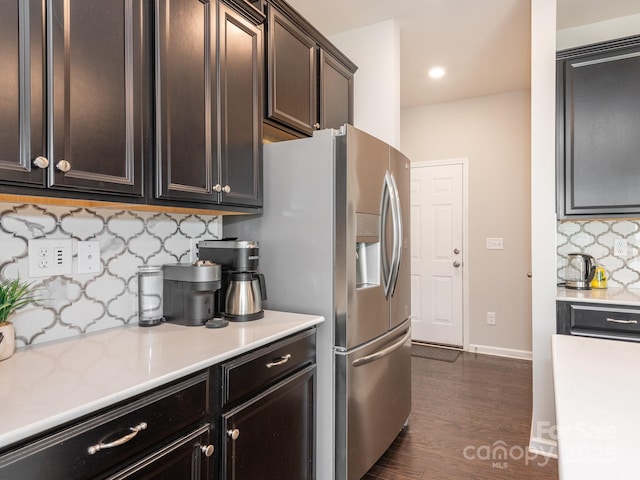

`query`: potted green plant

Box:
[0,278,39,361]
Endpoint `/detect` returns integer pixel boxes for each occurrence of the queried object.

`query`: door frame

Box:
[410,158,470,350]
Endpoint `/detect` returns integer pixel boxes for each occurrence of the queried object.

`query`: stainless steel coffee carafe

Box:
[225,272,267,321]
[565,253,597,290]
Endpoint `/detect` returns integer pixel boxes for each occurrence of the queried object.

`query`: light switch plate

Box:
[77,241,101,274]
[486,237,504,250]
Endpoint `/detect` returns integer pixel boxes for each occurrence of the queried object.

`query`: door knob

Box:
[453,261,461,268]
[227,429,240,440]
[33,156,49,169]
[56,160,71,172]
[453,248,460,254]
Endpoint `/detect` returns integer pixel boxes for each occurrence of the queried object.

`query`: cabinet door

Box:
[0,0,46,187]
[222,366,315,480]
[155,0,217,203]
[320,50,353,130]
[559,43,640,216]
[110,426,211,480]
[266,5,317,136]
[218,4,263,207]
[47,0,144,197]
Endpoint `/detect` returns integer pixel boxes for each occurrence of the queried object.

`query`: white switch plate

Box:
[487,312,496,325]
[77,241,101,274]
[28,239,72,278]
[486,237,504,250]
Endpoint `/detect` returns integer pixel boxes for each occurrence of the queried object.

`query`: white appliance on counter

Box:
[225,125,412,480]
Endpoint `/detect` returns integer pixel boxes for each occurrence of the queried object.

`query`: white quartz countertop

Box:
[0,310,323,450]
[552,334,640,479]
[557,286,640,305]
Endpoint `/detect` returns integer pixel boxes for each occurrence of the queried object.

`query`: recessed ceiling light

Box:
[428,66,446,79]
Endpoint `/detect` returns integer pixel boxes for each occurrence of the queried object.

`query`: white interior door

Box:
[410,161,464,346]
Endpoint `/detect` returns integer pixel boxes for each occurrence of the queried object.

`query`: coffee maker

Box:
[162,261,221,326]
[197,239,267,321]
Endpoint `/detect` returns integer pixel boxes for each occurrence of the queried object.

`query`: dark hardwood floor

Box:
[363,351,559,480]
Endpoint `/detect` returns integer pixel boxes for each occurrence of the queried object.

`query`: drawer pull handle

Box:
[227,428,240,440]
[87,422,147,455]
[266,354,291,368]
[201,444,215,457]
[606,318,638,325]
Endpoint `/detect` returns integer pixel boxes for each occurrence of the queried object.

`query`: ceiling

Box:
[285,0,640,108]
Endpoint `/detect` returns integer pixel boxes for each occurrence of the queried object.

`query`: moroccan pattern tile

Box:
[557,219,640,288]
[0,202,222,347]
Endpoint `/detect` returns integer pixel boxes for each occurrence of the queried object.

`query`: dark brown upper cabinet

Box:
[264,0,356,138]
[320,49,354,130]
[218,2,263,207]
[0,0,145,197]
[557,35,640,218]
[0,0,46,188]
[155,0,217,204]
[155,0,263,208]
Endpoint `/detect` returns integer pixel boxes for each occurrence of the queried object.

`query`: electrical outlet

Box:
[487,312,496,326]
[189,239,199,263]
[28,239,72,278]
[614,239,628,257]
[77,241,101,274]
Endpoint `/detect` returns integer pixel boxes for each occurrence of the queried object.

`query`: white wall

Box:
[330,20,401,149]
[529,0,558,456]
[557,13,640,50]
[402,90,532,356]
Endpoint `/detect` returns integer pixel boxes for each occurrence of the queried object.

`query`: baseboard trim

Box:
[467,344,532,360]
[528,436,558,459]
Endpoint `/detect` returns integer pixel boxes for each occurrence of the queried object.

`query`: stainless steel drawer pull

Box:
[606,317,638,324]
[87,422,147,455]
[266,353,291,368]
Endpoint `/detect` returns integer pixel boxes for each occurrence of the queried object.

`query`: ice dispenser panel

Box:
[355,213,380,289]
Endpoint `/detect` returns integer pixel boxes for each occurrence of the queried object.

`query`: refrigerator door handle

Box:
[380,173,393,296]
[351,329,411,367]
[388,172,402,297]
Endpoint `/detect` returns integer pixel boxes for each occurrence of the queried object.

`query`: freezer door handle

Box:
[351,330,411,367]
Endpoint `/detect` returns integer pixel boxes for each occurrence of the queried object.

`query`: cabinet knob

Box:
[313,123,320,130]
[213,184,222,193]
[222,185,231,194]
[56,160,71,172]
[453,248,460,255]
[33,156,49,169]
[200,444,215,457]
[453,261,461,268]
[227,428,240,440]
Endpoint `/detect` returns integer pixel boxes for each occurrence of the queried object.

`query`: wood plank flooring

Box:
[362,351,559,480]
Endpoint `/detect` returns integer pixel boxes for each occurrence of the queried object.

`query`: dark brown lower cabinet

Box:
[218,329,316,480]
[222,366,315,480]
[109,425,210,480]
[0,372,213,480]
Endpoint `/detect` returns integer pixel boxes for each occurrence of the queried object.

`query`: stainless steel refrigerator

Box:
[225,125,412,480]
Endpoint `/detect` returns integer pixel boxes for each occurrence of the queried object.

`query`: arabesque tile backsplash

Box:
[557,219,640,288]
[0,202,222,348]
